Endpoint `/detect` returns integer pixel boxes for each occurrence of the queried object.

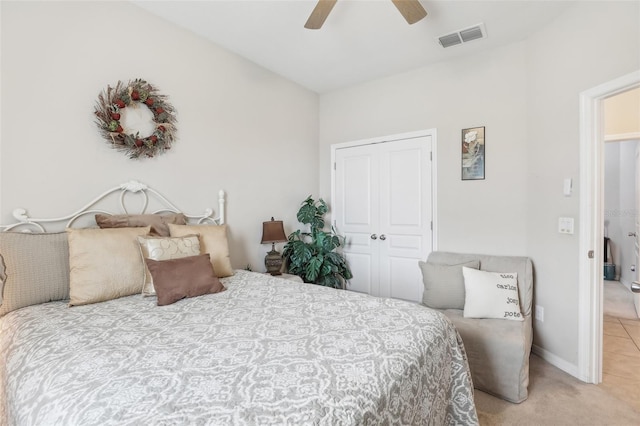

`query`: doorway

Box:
[578,70,640,384]
[604,137,640,318]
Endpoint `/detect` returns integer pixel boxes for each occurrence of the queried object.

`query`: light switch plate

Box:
[558,217,574,234]
[563,178,573,196]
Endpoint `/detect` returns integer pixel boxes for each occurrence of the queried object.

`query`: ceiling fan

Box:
[305,0,428,29]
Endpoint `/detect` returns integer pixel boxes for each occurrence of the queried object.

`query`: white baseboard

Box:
[532,344,580,379]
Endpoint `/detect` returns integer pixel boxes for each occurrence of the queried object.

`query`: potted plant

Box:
[283,196,352,289]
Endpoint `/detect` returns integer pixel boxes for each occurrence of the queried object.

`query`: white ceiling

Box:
[133,0,574,93]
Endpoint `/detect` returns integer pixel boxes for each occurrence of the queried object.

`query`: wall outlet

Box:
[535,305,544,322]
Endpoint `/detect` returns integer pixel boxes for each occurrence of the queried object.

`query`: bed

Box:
[0,181,478,425]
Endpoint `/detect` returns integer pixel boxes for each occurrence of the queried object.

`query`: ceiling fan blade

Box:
[304,0,338,30]
[391,0,427,25]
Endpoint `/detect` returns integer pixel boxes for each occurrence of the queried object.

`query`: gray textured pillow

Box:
[419,259,480,309]
[0,232,70,316]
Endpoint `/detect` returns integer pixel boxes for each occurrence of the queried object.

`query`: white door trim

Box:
[578,70,640,383]
[330,129,438,251]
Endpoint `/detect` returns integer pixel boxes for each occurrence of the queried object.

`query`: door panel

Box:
[378,137,433,302]
[343,251,373,294]
[335,135,433,303]
[387,256,425,302]
[335,144,379,296]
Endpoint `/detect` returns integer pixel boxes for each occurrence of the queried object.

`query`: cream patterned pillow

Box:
[168,224,234,277]
[67,227,150,306]
[137,234,201,296]
[462,267,523,321]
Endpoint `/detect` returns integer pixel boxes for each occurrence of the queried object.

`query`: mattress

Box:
[0,270,478,425]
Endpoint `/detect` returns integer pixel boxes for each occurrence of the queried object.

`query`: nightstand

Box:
[267,273,303,283]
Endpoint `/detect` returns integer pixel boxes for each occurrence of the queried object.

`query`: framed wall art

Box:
[461,126,485,180]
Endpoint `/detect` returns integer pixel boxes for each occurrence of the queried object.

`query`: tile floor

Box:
[601,314,640,412]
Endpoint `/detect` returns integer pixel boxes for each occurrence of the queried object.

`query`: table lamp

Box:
[261,217,287,275]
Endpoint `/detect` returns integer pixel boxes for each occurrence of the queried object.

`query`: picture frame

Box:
[461,126,485,180]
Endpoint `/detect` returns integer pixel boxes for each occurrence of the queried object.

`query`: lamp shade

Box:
[261,218,287,244]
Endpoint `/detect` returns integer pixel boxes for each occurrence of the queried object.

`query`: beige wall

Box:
[319,1,640,370]
[0,1,319,271]
[524,0,639,366]
[605,87,640,137]
[319,42,529,254]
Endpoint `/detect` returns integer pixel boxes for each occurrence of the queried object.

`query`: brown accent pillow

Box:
[95,213,187,237]
[145,254,225,306]
[168,224,234,277]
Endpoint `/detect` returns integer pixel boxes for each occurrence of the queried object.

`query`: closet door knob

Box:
[379,234,386,241]
[370,234,377,240]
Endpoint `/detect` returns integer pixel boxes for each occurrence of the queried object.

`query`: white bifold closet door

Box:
[334,136,433,303]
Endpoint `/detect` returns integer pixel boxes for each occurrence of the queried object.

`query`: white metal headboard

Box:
[1,180,225,233]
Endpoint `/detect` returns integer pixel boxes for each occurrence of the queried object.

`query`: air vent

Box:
[438,33,462,48]
[438,23,487,48]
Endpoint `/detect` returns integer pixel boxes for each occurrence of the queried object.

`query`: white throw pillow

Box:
[462,267,523,321]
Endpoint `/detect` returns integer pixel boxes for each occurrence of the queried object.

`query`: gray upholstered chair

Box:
[420,251,534,403]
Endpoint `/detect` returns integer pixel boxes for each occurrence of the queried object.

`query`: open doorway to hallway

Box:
[599,87,640,409]
[603,137,639,317]
[578,70,640,385]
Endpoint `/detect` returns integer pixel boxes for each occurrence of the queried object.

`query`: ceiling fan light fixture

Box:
[304,0,427,29]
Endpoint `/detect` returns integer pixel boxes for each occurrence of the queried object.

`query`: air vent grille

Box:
[438,23,487,48]
[438,33,462,48]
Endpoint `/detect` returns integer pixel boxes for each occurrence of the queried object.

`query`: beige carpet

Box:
[475,354,640,425]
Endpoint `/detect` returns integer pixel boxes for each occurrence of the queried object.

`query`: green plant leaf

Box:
[297,203,317,225]
[316,199,328,216]
[306,255,323,281]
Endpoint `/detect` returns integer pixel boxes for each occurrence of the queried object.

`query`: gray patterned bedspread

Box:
[0,270,477,425]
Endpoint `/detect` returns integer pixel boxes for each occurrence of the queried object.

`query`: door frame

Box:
[578,70,640,383]
[330,129,438,252]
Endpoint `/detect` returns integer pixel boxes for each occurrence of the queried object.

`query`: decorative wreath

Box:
[94,78,177,159]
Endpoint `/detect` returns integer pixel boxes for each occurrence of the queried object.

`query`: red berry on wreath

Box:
[111,113,121,120]
[116,125,124,133]
[155,107,164,114]
[145,98,154,106]
[135,139,143,147]
[115,99,125,108]
[158,125,166,132]
[150,135,158,145]
[131,90,140,101]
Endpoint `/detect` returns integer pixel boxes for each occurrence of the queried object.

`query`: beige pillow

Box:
[418,260,480,309]
[168,224,233,277]
[137,234,201,296]
[95,213,187,237]
[145,254,225,306]
[0,232,70,316]
[67,227,150,306]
